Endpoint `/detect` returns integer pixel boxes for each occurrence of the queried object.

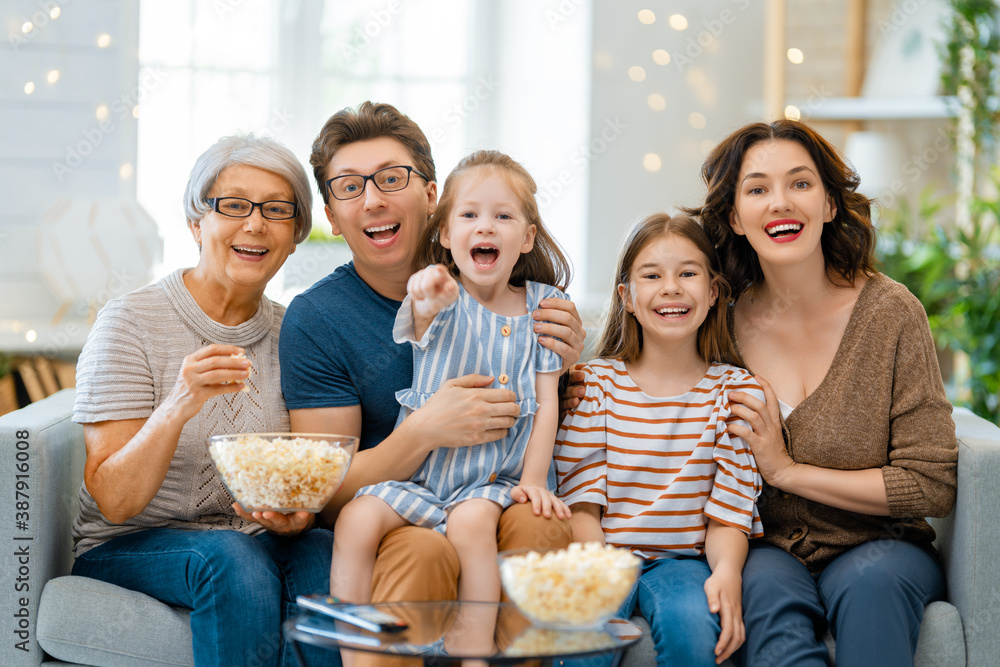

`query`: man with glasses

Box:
[278,101,584,611]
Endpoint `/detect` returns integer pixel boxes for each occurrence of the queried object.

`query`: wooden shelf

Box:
[795,96,958,121]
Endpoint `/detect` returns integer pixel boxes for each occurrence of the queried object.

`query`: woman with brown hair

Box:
[689,120,958,667]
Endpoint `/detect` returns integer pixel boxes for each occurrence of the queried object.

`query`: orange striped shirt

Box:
[555,359,763,559]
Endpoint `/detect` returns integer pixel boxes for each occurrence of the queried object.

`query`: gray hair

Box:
[183,133,313,243]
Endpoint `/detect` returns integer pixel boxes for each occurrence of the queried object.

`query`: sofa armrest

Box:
[0,389,84,666]
[929,407,1000,667]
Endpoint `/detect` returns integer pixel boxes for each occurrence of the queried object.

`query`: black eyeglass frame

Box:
[205,197,299,220]
[325,165,429,201]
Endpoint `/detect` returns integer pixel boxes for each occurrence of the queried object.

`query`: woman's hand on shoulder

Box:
[164,344,252,423]
[408,264,458,321]
[727,375,796,488]
[533,296,586,373]
[232,504,316,536]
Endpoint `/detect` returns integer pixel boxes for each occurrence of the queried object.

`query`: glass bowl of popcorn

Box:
[498,543,641,630]
[207,433,356,513]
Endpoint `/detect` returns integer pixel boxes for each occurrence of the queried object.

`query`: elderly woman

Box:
[70,134,334,667]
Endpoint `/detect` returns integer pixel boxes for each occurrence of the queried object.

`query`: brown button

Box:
[789,529,804,541]
[498,374,509,384]
[501,325,511,336]
[488,473,498,483]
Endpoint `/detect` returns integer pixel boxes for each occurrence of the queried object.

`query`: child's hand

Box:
[703,566,745,664]
[408,264,459,321]
[510,484,572,520]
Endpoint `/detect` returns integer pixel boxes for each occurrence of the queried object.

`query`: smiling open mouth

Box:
[655,307,689,317]
[766,223,803,238]
[365,223,400,240]
[471,246,499,266]
[233,245,268,256]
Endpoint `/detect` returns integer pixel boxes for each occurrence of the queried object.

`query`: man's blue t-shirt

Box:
[279,262,410,451]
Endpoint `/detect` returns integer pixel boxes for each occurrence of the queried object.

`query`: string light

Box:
[785,105,802,121]
[96,105,110,120]
[787,48,804,64]
[638,10,656,25]
[643,153,662,172]
[628,66,647,83]
[24,82,35,95]
[652,49,670,65]
[46,70,60,84]
[688,112,707,130]
[97,33,111,48]
[647,94,666,111]
[669,15,688,30]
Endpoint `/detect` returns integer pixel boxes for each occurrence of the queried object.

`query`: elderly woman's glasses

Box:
[206,197,298,220]
[326,165,428,201]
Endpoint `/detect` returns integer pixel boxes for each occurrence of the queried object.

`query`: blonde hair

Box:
[417,150,572,290]
[597,213,743,366]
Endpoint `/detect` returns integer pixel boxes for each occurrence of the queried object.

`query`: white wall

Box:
[0,0,141,353]
[586,0,765,306]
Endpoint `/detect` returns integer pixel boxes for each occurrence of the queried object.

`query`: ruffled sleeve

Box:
[392,293,458,349]
[554,364,608,508]
[706,370,764,538]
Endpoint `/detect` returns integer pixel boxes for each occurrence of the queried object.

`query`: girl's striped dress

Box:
[555,358,764,558]
[356,280,565,533]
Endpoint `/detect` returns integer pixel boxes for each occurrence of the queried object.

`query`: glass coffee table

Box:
[285,600,643,666]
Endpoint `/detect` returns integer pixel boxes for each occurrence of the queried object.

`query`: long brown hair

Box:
[597,213,743,367]
[417,150,572,290]
[684,120,877,302]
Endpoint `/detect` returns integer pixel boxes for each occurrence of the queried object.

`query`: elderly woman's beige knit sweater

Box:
[743,274,958,574]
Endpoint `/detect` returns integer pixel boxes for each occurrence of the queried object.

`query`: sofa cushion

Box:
[915,601,965,667]
[37,576,193,667]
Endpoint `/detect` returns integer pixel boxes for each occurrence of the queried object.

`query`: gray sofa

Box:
[1,389,998,666]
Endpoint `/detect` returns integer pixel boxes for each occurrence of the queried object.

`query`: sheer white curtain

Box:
[136,0,591,302]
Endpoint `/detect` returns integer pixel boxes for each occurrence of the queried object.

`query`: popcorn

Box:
[499,543,641,628]
[505,627,616,657]
[208,434,351,511]
[230,352,250,392]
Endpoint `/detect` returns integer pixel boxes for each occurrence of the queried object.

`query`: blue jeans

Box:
[72,527,339,667]
[738,542,946,667]
[562,556,721,667]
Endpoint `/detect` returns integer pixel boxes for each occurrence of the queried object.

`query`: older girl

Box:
[556,213,763,666]
[690,120,958,667]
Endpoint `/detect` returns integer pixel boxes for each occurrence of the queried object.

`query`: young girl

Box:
[555,213,763,667]
[331,150,572,643]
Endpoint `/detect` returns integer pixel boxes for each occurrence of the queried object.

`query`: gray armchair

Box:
[1,390,998,666]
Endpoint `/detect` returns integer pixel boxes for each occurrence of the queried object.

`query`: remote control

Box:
[296,594,409,633]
